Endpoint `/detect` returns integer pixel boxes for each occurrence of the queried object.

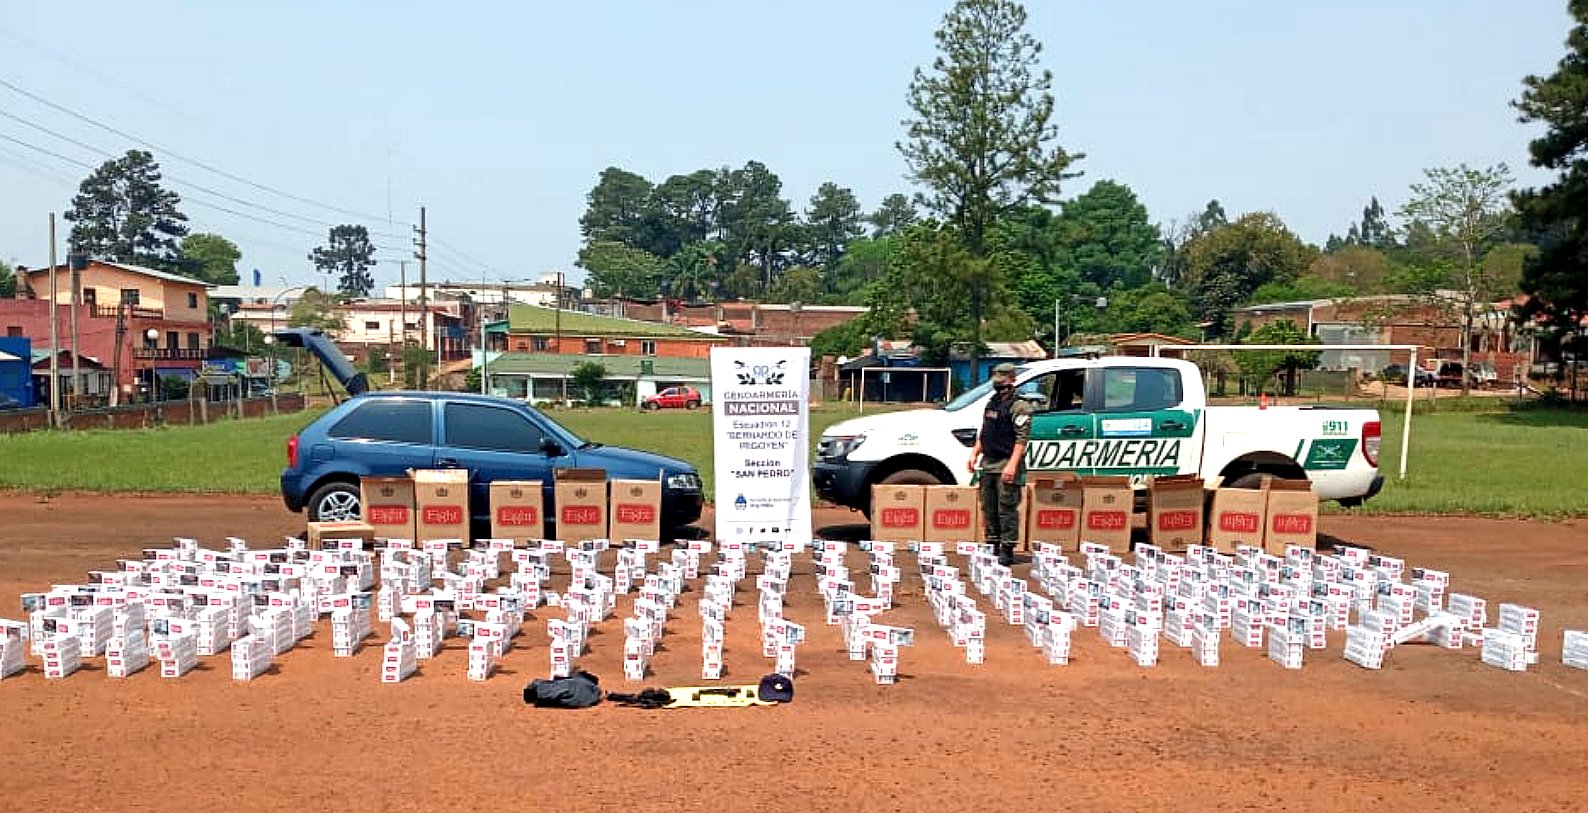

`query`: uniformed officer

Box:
[968,362,1033,566]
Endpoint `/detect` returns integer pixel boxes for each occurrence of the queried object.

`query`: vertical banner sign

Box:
[711,347,812,545]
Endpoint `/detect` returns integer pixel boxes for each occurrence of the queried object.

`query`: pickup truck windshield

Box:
[943,379,994,412]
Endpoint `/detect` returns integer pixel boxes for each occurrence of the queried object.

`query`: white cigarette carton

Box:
[1266,625,1304,670]
[1343,625,1386,670]
[231,633,272,681]
[41,634,83,679]
[1480,627,1529,672]
[1563,630,1588,671]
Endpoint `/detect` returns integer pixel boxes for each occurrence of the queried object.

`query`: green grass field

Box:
[0,402,1584,518]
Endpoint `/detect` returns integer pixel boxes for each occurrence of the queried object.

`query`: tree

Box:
[665,240,726,302]
[1513,3,1588,355]
[880,221,1032,364]
[1236,319,1322,395]
[288,287,347,334]
[825,236,897,301]
[309,225,377,297]
[718,161,796,285]
[65,149,188,268]
[579,167,656,247]
[569,360,609,406]
[1160,199,1229,288]
[1099,283,1196,337]
[803,182,865,271]
[1052,180,1163,291]
[1307,245,1393,293]
[1185,212,1318,337]
[1397,163,1515,394]
[767,266,822,304]
[868,193,918,237]
[179,233,241,285]
[0,260,14,299]
[577,240,665,298]
[899,0,1082,373]
[652,170,726,249]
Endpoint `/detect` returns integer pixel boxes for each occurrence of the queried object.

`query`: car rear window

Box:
[444,403,545,454]
[328,400,432,445]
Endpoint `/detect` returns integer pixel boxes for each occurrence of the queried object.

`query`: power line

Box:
[0,75,413,229]
[431,236,515,279]
[0,107,409,239]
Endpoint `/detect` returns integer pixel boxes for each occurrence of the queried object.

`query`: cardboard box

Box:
[555,469,609,542]
[609,478,662,542]
[1026,475,1084,548]
[412,469,470,543]
[306,521,375,551]
[1080,476,1133,555]
[870,484,925,542]
[1263,479,1319,553]
[360,476,416,541]
[489,480,544,541]
[1148,475,1205,551]
[922,485,979,543]
[1207,477,1267,553]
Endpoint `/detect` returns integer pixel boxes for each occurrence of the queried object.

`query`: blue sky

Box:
[0,1,1573,290]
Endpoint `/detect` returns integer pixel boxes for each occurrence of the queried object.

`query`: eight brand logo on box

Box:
[496,506,540,526]
[931,509,972,529]
[1087,511,1128,530]
[422,505,462,525]
[881,507,920,528]
[1035,509,1077,529]
[616,504,657,523]
[1219,512,1260,533]
[1271,513,1314,534]
[1157,510,1199,531]
[561,505,603,526]
[368,505,410,524]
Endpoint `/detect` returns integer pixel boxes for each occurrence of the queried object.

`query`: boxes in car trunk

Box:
[360,476,416,541]
[555,468,609,542]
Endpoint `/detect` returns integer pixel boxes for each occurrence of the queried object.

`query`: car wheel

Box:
[643,401,659,411]
[879,468,941,486]
[685,400,701,410]
[306,481,361,522]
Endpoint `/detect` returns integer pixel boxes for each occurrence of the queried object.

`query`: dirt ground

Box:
[0,494,1585,812]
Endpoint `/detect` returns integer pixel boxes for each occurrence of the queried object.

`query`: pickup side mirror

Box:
[540,437,566,457]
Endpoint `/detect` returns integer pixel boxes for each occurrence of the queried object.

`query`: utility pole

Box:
[398,260,408,385]
[414,207,428,391]
[68,253,82,414]
[46,214,59,426]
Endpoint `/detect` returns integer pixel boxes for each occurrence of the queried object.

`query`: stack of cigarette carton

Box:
[466,638,497,681]
[547,619,579,679]
[0,621,27,679]
[1230,599,1265,648]
[1039,612,1074,665]
[1344,624,1387,669]
[1267,620,1305,669]
[1497,604,1541,665]
[1190,612,1220,667]
[331,606,372,657]
[1446,593,1488,647]
[1411,567,1449,614]
[1563,630,1588,671]
[41,634,82,679]
[155,633,198,678]
[1127,617,1160,667]
[763,618,805,677]
[381,619,417,683]
[1481,627,1530,672]
[66,606,113,655]
[230,633,272,681]
[255,607,295,656]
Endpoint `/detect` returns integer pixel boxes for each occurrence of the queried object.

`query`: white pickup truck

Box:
[813,356,1385,513]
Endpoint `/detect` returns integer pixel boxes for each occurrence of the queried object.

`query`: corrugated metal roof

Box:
[96,261,214,288]
[486,352,710,380]
[508,304,722,339]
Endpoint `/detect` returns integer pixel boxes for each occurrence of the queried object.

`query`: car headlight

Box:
[666,472,703,491]
[819,433,867,461]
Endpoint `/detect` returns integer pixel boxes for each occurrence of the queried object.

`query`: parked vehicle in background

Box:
[270,329,705,536]
[1381,364,1435,388]
[1466,361,1499,389]
[0,394,20,410]
[642,386,703,411]
[1435,361,1466,389]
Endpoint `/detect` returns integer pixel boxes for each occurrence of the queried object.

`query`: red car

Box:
[642,386,703,410]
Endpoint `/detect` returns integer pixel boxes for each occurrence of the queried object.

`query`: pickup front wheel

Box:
[878,468,941,486]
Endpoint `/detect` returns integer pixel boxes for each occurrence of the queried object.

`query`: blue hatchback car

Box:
[273,330,704,536]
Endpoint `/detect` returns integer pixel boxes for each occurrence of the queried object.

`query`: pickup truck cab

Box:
[815,357,1385,513]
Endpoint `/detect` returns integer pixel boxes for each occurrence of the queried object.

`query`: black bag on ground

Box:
[523,670,602,708]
